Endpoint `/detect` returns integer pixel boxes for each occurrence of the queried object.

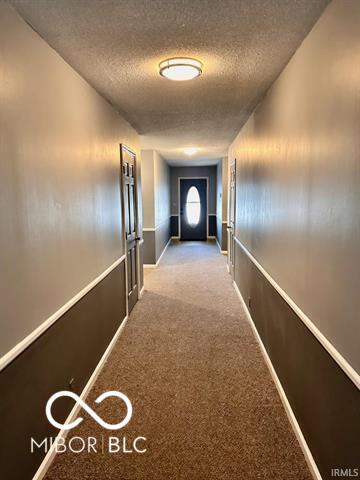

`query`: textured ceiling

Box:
[11,0,329,165]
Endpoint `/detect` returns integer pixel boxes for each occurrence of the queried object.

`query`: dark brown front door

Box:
[120,145,138,313]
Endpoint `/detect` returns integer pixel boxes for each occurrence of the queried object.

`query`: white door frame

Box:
[178,176,209,239]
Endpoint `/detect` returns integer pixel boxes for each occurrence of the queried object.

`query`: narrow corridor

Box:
[45,241,311,480]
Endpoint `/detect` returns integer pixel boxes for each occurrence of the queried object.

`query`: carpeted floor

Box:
[45,240,312,480]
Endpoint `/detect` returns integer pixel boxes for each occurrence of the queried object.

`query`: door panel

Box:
[121,145,138,313]
[228,160,236,279]
[180,178,207,240]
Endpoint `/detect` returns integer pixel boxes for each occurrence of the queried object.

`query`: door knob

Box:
[135,236,141,241]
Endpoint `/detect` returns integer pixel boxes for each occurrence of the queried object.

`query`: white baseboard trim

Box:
[233,236,359,389]
[139,286,145,298]
[143,237,172,269]
[142,216,171,232]
[156,237,171,266]
[232,280,322,480]
[32,314,129,480]
[171,236,180,240]
[0,255,126,372]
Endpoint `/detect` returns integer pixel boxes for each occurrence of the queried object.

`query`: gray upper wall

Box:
[216,161,223,221]
[170,166,217,215]
[141,150,155,228]
[229,0,360,373]
[216,157,228,222]
[154,151,170,228]
[222,157,228,222]
[0,4,139,358]
[141,150,170,229]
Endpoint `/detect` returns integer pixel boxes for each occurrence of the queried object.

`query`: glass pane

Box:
[187,186,200,203]
[186,186,201,227]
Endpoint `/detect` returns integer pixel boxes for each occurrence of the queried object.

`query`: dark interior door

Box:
[228,160,236,278]
[121,145,138,313]
[180,178,207,240]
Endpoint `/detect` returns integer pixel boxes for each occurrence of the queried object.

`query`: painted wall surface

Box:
[229,0,360,373]
[141,150,170,263]
[154,152,170,260]
[154,151,170,228]
[170,166,217,215]
[0,3,139,358]
[141,150,155,228]
[216,161,223,247]
[216,158,228,250]
[221,157,228,222]
[216,161,223,221]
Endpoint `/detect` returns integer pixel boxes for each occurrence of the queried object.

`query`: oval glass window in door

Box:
[186,186,201,227]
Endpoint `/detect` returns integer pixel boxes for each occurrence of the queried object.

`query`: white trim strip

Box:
[232,281,322,480]
[0,255,126,372]
[169,213,217,217]
[32,314,129,480]
[234,236,360,389]
[156,237,171,265]
[143,216,171,232]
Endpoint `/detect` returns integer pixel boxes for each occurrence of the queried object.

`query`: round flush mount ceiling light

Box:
[184,147,198,155]
[159,57,202,81]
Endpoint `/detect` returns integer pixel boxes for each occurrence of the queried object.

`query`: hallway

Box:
[1,1,360,478]
[44,241,311,480]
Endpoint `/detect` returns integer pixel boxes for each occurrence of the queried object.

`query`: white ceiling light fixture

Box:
[159,57,202,81]
[183,147,198,156]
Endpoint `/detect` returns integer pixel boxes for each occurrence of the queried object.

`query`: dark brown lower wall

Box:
[208,214,216,237]
[0,261,127,480]
[170,215,179,237]
[216,217,228,251]
[155,220,170,262]
[143,221,171,265]
[139,241,144,289]
[234,240,360,480]
[143,230,156,264]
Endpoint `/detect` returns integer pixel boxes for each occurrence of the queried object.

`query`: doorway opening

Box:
[120,144,140,314]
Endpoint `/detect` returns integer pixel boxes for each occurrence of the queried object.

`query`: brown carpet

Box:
[45,240,312,480]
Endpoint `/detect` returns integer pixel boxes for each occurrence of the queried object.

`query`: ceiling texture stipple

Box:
[10,0,329,166]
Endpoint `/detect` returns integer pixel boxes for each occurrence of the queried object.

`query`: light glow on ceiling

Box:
[183,147,198,156]
[159,57,202,81]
